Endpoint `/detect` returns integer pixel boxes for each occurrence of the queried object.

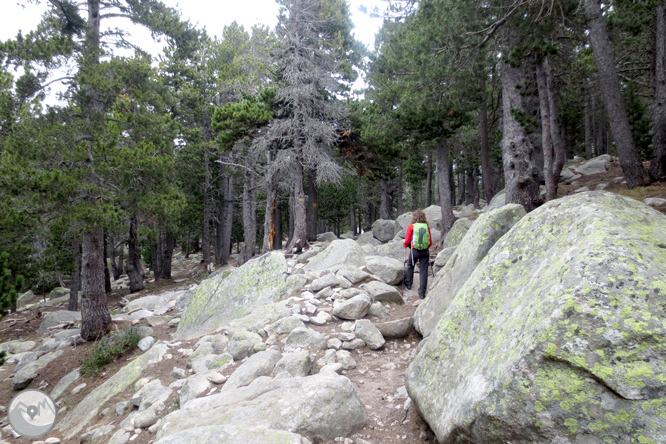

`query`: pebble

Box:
[71,383,87,395]
[206,373,227,384]
[45,438,60,444]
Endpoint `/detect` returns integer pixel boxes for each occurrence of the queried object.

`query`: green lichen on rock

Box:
[406,192,666,443]
[176,252,289,340]
[414,204,527,337]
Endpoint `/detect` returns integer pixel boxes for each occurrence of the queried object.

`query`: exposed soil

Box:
[1,157,665,444]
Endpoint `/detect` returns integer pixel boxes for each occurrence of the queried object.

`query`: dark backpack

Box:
[411,223,429,250]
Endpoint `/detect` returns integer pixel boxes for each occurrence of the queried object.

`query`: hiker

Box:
[403,209,432,299]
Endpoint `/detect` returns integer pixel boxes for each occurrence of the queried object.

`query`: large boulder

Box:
[37,310,81,334]
[371,219,397,242]
[156,372,366,442]
[364,256,404,285]
[304,239,366,271]
[49,287,70,300]
[423,205,443,230]
[57,345,168,439]
[175,252,288,340]
[316,232,338,242]
[485,190,506,212]
[156,425,304,444]
[414,204,526,337]
[395,212,412,231]
[371,240,405,262]
[356,232,382,247]
[442,218,474,249]
[572,154,611,175]
[406,192,666,444]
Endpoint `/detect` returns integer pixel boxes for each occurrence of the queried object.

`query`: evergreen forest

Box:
[0,0,664,340]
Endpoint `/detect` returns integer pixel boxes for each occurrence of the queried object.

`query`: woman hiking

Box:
[403,209,432,299]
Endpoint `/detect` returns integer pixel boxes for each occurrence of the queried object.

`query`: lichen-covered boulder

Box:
[442,218,474,249]
[304,239,366,271]
[395,212,412,231]
[57,345,168,439]
[371,219,397,242]
[406,192,666,444]
[156,425,304,444]
[371,240,405,262]
[414,203,526,337]
[175,252,288,340]
[485,190,506,212]
[156,372,366,442]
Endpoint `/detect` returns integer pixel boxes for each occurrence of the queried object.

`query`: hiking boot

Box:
[405,284,412,290]
[419,293,425,299]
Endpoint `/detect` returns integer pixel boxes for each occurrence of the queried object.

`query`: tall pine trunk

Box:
[500,40,542,212]
[219,175,234,264]
[263,173,278,253]
[201,173,212,265]
[436,139,456,236]
[239,169,257,264]
[306,170,318,242]
[80,228,111,340]
[584,0,650,187]
[545,55,566,199]
[425,152,433,207]
[397,166,404,215]
[650,0,666,180]
[287,157,308,253]
[380,179,391,219]
[79,0,112,340]
[273,198,283,250]
[479,74,496,202]
[585,94,594,160]
[69,238,81,312]
[126,217,144,293]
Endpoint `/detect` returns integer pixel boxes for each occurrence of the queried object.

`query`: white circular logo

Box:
[8,389,58,438]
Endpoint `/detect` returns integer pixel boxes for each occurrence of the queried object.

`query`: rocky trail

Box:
[1,155,666,444]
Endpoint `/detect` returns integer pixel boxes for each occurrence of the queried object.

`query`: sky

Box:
[0,0,384,101]
[0,0,384,58]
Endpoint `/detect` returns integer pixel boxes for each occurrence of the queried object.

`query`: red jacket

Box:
[403,223,432,249]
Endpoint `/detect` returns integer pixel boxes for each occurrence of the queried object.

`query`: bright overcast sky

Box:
[0,0,384,51]
[0,0,384,100]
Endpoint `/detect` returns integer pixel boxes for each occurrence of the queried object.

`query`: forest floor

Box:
[0,156,665,444]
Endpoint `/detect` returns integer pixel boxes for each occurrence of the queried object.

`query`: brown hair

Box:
[411,209,428,225]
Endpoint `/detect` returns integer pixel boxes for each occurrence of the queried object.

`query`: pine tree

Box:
[0,252,24,316]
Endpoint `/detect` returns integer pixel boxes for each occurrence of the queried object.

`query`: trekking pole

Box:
[402,247,407,294]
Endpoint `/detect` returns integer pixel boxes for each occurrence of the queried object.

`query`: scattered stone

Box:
[356,231,382,246]
[375,317,413,339]
[131,379,172,411]
[226,331,263,361]
[572,153,611,175]
[273,350,312,377]
[364,256,404,285]
[37,310,81,334]
[336,350,357,370]
[44,438,60,444]
[338,288,363,299]
[71,383,87,396]
[596,183,608,190]
[137,336,155,351]
[311,274,340,292]
[362,281,403,304]
[645,197,666,207]
[332,294,372,320]
[170,367,186,380]
[317,232,338,242]
[285,327,327,351]
[367,302,389,318]
[354,320,385,350]
[341,339,365,350]
[304,239,367,271]
[207,373,227,384]
[327,338,343,350]
[335,266,370,285]
[115,402,129,416]
[133,407,159,429]
[107,430,130,444]
[224,349,283,390]
[310,311,332,326]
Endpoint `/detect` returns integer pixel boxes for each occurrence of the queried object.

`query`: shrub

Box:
[80,328,141,377]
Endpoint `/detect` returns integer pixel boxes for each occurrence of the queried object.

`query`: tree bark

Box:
[650,0,666,180]
[69,238,81,312]
[262,167,278,253]
[584,0,650,187]
[306,170,318,242]
[545,55,566,198]
[126,217,144,293]
[380,179,390,219]
[286,156,308,253]
[536,60,559,201]
[465,167,476,206]
[80,227,111,340]
[479,73,497,202]
[201,175,212,265]
[397,166,404,215]
[159,230,174,279]
[585,94,594,160]
[273,198,283,250]
[350,204,357,235]
[436,139,456,235]
[218,175,234,265]
[239,169,257,264]
[425,152,433,207]
[500,47,542,212]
